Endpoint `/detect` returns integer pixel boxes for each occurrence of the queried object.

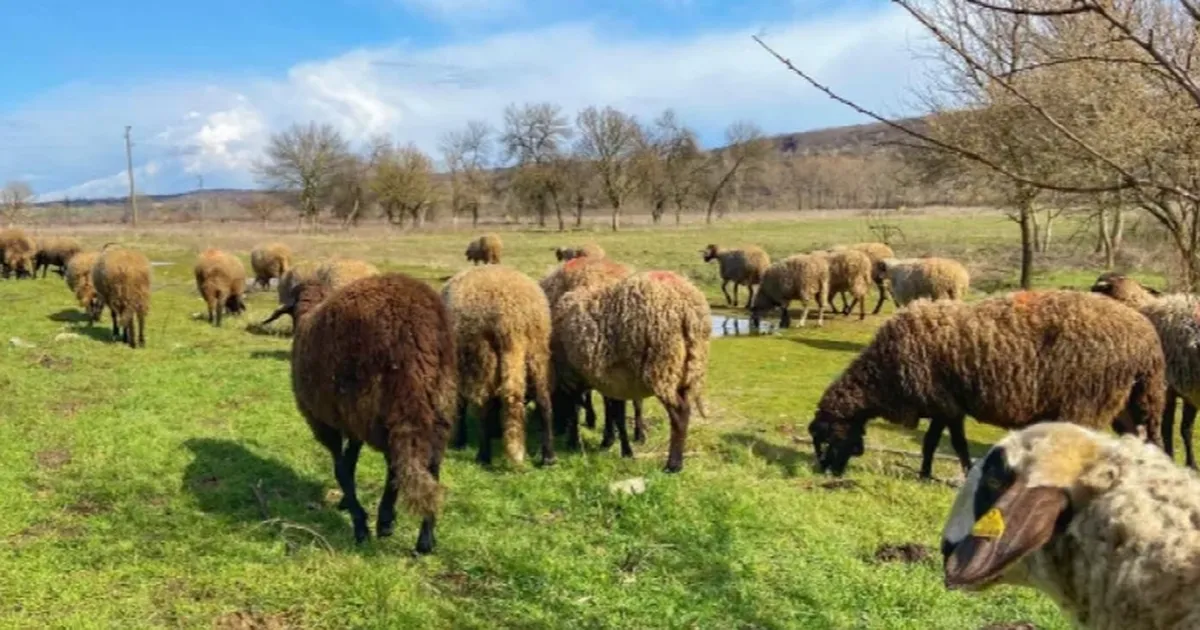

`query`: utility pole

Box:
[124,125,138,227]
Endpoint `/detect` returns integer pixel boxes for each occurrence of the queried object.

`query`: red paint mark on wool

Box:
[1011,291,1039,308]
[648,270,680,283]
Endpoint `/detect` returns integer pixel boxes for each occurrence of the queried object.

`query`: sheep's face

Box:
[700,245,718,262]
[225,293,247,316]
[85,294,103,321]
[808,411,865,476]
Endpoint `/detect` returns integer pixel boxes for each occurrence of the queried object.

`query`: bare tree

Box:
[253,122,351,230]
[440,121,493,227]
[557,153,596,227]
[245,193,282,228]
[500,102,572,229]
[373,142,436,229]
[701,121,771,224]
[1,181,34,225]
[575,106,642,231]
[635,110,703,224]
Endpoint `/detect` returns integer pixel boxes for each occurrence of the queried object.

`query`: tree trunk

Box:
[471,203,479,228]
[1041,211,1054,253]
[1112,205,1124,254]
[1030,209,1043,254]
[611,203,621,232]
[575,198,584,227]
[675,199,683,225]
[1018,199,1035,290]
[1096,206,1108,255]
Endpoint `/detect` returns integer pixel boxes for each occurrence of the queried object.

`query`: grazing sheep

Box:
[700,244,771,307]
[834,242,896,314]
[748,253,830,329]
[271,274,457,554]
[824,248,872,320]
[249,242,293,290]
[193,248,248,327]
[465,234,502,265]
[33,236,83,278]
[554,243,606,261]
[442,265,555,467]
[872,257,969,307]
[809,290,1166,479]
[316,258,380,292]
[0,228,36,279]
[1092,273,1200,468]
[553,270,711,471]
[64,251,102,323]
[278,260,320,306]
[92,247,152,348]
[942,422,1200,629]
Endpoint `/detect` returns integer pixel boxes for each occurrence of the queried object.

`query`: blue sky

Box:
[0,0,926,200]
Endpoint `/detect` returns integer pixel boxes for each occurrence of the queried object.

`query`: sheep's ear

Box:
[944,481,1068,590]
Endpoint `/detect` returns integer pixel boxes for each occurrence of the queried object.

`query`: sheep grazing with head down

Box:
[442,265,555,467]
[872,256,969,307]
[941,422,1200,630]
[809,289,1166,479]
[555,243,605,262]
[249,242,293,290]
[822,248,872,319]
[466,234,502,265]
[0,227,37,279]
[553,268,711,471]
[1092,272,1200,468]
[65,251,102,323]
[833,242,896,314]
[268,273,457,554]
[749,253,830,329]
[34,236,83,278]
[278,260,320,306]
[316,258,380,292]
[92,246,152,348]
[700,244,771,307]
[193,248,247,327]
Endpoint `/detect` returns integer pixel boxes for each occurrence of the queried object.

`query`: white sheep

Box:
[873,257,969,306]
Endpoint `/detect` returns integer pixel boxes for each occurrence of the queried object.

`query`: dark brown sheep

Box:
[270,274,457,554]
[0,228,37,279]
[809,290,1166,479]
[92,247,152,348]
[34,236,83,278]
[465,234,502,265]
[249,242,293,290]
[193,248,247,327]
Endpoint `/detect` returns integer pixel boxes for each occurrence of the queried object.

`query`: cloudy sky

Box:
[1,0,929,201]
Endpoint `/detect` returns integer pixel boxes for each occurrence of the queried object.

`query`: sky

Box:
[0,0,930,201]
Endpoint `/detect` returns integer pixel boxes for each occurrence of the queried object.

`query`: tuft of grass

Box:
[0,211,1129,629]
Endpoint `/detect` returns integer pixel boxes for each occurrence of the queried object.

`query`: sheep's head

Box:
[808,409,865,476]
[700,244,719,262]
[941,423,1105,593]
[262,280,329,328]
[871,260,891,284]
[1090,272,1159,306]
[555,247,570,261]
[225,293,247,316]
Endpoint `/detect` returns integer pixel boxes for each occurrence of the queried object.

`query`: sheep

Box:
[872,256,969,307]
[0,228,36,279]
[699,244,771,307]
[808,289,1166,480]
[278,260,320,306]
[315,258,380,292]
[833,242,896,314]
[64,251,102,323]
[941,422,1200,629]
[1091,273,1200,468]
[269,273,457,554]
[465,234,502,265]
[92,246,152,348]
[193,248,248,327]
[552,269,711,472]
[823,248,872,319]
[441,265,555,467]
[249,242,293,290]
[554,243,606,261]
[748,253,830,329]
[33,236,83,278]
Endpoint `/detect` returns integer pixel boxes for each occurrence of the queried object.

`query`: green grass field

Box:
[0,211,1154,629]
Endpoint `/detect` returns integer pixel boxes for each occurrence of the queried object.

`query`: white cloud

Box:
[7,4,929,199]
[396,0,523,19]
[39,161,162,201]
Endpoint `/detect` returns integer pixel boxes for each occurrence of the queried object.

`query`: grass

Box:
[0,210,1159,629]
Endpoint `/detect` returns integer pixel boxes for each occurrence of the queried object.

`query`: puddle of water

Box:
[711,314,776,337]
[150,261,175,267]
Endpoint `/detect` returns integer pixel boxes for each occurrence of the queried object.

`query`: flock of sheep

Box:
[6,223,1200,628]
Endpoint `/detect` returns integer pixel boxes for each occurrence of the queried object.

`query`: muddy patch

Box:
[710,314,777,337]
[873,542,931,564]
[213,610,294,630]
[35,448,72,471]
[979,624,1038,630]
[34,353,73,371]
[64,497,111,517]
[799,478,860,491]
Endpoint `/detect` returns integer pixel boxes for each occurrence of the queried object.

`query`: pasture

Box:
[0,209,1153,629]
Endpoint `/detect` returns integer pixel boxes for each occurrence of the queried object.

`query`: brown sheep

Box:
[92,247,152,348]
[0,228,37,279]
[442,265,555,467]
[465,233,502,265]
[34,236,83,279]
[553,270,711,471]
[835,242,895,314]
[270,274,457,553]
[249,242,293,290]
[554,243,606,262]
[193,248,248,327]
[872,257,969,306]
[700,244,771,307]
[65,251,102,322]
[749,253,830,329]
[808,289,1166,479]
[278,260,320,306]
[824,248,872,320]
[316,258,380,292]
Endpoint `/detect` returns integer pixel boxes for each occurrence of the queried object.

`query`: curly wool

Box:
[34,236,83,278]
[750,253,830,328]
[316,258,380,292]
[193,248,248,326]
[701,244,771,307]
[875,257,969,306]
[540,256,632,308]
[442,265,555,466]
[0,228,37,278]
[466,234,503,265]
[92,247,152,348]
[65,250,102,320]
[250,242,293,289]
[825,249,872,319]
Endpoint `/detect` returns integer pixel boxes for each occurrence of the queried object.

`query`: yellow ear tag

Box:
[971,508,1006,539]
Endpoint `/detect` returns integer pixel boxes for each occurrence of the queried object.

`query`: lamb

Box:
[808,289,1166,479]
[193,248,248,327]
[941,422,1200,629]
[64,251,102,323]
[0,228,37,279]
[872,256,969,306]
[315,258,380,292]
[92,246,152,348]
[554,243,606,261]
[823,248,872,320]
[748,253,830,329]
[249,242,293,290]
[1091,272,1200,468]
[700,244,771,307]
[441,265,555,467]
[833,242,895,314]
[33,236,83,278]
[270,273,457,554]
[465,234,502,265]
[552,269,711,471]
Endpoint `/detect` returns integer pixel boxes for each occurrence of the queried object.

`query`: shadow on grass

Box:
[244,321,292,338]
[48,309,91,324]
[787,337,868,353]
[48,310,120,343]
[722,433,814,477]
[250,349,290,361]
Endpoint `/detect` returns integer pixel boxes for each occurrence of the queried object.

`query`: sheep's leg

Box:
[335,438,370,542]
[946,416,972,476]
[582,390,597,430]
[530,360,556,466]
[1164,392,1178,459]
[376,450,399,538]
[798,302,810,328]
[606,397,633,458]
[872,281,887,315]
[553,389,582,450]
[732,283,740,307]
[815,292,825,327]
[414,453,442,556]
[664,397,691,473]
[746,285,756,307]
[599,400,616,450]
[633,399,646,444]
[779,305,791,329]
[110,309,120,341]
[919,418,946,480]
[856,292,866,320]
[721,280,732,306]
[136,312,146,348]
[451,399,469,450]
[1183,401,1197,469]
[476,398,501,465]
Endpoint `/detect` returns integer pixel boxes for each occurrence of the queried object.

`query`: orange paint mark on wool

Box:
[1011,291,1039,308]
[648,270,681,283]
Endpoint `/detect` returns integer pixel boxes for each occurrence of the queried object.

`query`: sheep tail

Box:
[1128,366,1166,448]
[680,305,709,419]
[389,391,445,518]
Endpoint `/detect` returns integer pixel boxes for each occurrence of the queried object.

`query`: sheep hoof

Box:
[540,454,557,467]
[376,520,395,538]
[664,461,683,474]
[599,437,615,450]
[353,527,370,544]
[336,497,352,511]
